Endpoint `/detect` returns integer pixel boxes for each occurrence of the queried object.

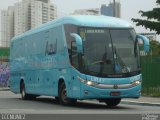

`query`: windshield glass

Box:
[79,27,140,77]
[111,29,139,74]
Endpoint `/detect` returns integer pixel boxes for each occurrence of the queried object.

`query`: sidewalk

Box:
[122,97,160,106]
[0,87,10,91]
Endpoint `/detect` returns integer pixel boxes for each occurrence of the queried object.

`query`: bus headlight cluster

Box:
[77,76,98,86]
[131,80,141,87]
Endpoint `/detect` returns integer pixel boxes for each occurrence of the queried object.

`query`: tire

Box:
[58,82,77,105]
[20,82,36,100]
[105,98,121,107]
[20,82,29,100]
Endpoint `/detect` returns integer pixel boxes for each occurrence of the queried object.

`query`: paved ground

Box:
[0,87,9,91]
[0,90,160,120]
[0,90,160,114]
[1,87,160,106]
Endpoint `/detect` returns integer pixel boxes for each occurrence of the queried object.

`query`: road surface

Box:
[0,91,160,114]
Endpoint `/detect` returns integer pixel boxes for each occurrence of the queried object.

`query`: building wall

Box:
[1,0,57,47]
[100,2,121,18]
[1,6,14,47]
[101,4,113,17]
[14,0,57,34]
[115,2,121,18]
[42,2,56,23]
[50,4,57,20]
[72,2,121,17]
[14,0,30,36]
[31,0,43,28]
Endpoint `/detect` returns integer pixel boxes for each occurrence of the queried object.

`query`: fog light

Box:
[84,90,89,95]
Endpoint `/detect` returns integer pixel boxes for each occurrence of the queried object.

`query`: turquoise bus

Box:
[10,15,149,106]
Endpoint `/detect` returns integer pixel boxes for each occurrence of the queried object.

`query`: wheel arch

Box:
[58,78,65,93]
[20,78,24,93]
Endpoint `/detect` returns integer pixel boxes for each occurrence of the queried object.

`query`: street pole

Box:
[113,0,116,17]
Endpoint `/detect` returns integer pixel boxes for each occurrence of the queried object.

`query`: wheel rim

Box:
[61,88,67,103]
[21,85,25,99]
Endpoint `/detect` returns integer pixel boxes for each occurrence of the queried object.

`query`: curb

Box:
[0,88,10,91]
[85,100,160,107]
[121,100,160,107]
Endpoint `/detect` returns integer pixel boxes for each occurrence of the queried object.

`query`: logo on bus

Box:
[113,84,118,89]
[45,39,57,56]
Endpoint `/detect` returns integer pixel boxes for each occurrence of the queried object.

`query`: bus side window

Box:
[71,41,78,69]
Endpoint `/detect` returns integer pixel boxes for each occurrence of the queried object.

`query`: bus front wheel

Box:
[105,98,121,107]
[58,82,76,105]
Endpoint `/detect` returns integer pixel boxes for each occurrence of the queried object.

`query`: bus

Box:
[10,15,150,106]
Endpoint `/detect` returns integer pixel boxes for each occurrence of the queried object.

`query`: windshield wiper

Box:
[113,46,130,73]
[98,45,108,75]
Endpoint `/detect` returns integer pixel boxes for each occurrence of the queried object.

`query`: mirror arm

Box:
[136,35,150,52]
[70,33,83,53]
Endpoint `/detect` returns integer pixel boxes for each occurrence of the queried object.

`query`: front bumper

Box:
[79,83,141,99]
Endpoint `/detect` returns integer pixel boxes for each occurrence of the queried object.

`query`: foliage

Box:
[0,48,10,57]
[132,0,160,34]
[149,40,160,55]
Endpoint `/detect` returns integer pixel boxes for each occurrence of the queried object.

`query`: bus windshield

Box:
[79,27,140,77]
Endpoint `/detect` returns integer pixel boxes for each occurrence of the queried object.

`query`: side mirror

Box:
[136,35,150,52]
[70,33,83,53]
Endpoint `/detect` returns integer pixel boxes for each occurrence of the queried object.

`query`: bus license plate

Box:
[110,92,121,96]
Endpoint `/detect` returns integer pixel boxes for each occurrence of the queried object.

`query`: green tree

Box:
[132,0,160,34]
[150,41,160,55]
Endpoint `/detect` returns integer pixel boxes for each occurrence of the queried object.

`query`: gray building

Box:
[100,2,121,18]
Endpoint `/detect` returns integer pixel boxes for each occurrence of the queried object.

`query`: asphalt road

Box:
[0,91,160,115]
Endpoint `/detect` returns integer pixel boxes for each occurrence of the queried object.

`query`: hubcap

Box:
[21,87,25,98]
[61,88,67,103]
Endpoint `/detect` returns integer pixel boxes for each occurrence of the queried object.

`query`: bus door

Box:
[70,41,81,98]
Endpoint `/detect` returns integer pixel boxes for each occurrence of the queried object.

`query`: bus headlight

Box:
[86,81,98,86]
[77,76,98,86]
[131,80,141,86]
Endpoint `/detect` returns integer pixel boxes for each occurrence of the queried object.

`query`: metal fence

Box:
[0,64,9,87]
[0,47,9,87]
[141,56,160,96]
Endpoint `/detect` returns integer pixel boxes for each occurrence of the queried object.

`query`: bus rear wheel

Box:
[20,82,29,100]
[58,82,76,105]
[20,82,36,100]
[105,98,121,107]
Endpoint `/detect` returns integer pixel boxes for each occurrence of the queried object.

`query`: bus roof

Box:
[12,15,133,41]
[63,15,132,28]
